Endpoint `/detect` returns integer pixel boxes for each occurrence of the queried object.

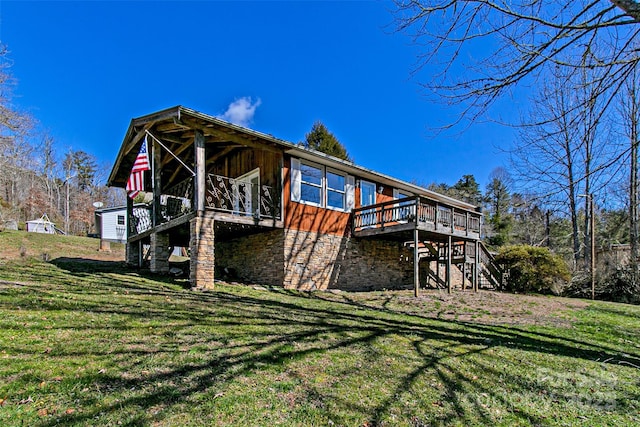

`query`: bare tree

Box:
[619,66,640,269]
[393,1,640,126]
[510,63,612,266]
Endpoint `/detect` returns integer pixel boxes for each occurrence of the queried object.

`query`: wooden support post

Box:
[461,262,466,292]
[436,243,441,287]
[414,228,420,298]
[474,241,479,292]
[194,130,206,213]
[152,138,162,226]
[447,235,452,294]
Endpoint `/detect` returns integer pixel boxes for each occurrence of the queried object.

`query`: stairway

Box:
[405,239,504,291]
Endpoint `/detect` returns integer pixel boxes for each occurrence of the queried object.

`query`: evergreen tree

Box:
[451,174,482,206]
[303,121,351,161]
[485,168,513,247]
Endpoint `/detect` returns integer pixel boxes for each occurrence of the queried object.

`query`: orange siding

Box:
[283,156,405,237]
[283,158,351,236]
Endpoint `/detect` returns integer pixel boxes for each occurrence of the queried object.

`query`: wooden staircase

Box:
[405,240,504,291]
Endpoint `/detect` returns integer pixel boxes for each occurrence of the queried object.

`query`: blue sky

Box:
[1,0,514,189]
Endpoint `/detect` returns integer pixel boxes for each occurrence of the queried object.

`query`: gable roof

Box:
[108,106,479,212]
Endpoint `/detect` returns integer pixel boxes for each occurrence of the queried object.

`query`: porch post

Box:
[150,232,171,273]
[152,137,162,226]
[125,196,140,267]
[190,131,215,289]
[474,240,480,292]
[189,214,215,289]
[194,130,206,213]
[447,235,452,294]
[414,228,420,298]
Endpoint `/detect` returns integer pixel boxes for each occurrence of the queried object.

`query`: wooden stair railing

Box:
[478,241,504,289]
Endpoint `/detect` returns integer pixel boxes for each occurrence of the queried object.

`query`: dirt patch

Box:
[410,290,588,327]
[310,288,589,328]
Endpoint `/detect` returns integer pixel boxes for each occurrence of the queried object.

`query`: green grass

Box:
[0,231,639,426]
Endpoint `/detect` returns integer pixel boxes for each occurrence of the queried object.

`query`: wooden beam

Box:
[207,145,238,165]
[153,137,162,227]
[161,138,194,168]
[180,117,281,153]
[124,122,154,160]
[447,235,452,294]
[414,228,420,298]
[474,241,479,292]
[194,130,206,213]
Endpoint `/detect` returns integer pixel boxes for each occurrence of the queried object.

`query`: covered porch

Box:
[107,106,285,287]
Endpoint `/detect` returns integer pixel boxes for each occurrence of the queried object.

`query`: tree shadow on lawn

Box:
[19,259,638,426]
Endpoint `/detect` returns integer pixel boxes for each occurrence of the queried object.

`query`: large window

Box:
[291,158,354,212]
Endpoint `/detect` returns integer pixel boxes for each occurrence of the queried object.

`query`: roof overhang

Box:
[108,105,480,213]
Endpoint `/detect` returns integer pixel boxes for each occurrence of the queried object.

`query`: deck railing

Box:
[206,173,281,220]
[353,196,481,237]
[127,177,195,238]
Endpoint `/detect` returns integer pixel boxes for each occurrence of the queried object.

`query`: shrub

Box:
[495,245,570,295]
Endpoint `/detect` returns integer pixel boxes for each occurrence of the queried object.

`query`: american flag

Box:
[126,135,151,199]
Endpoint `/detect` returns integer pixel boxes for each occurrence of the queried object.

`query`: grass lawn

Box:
[0,230,639,426]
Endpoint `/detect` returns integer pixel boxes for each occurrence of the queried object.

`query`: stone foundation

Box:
[126,241,141,266]
[190,222,468,291]
[150,232,171,273]
[189,215,215,289]
[215,230,285,286]
[215,228,414,291]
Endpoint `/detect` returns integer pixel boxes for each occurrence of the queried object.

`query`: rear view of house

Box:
[107,106,500,293]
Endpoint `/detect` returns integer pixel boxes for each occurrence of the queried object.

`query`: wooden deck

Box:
[352,196,481,240]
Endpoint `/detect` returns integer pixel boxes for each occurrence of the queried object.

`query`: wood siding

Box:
[208,147,281,189]
[283,157,351,236]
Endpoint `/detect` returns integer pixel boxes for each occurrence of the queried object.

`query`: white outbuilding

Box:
[26,213,57,234]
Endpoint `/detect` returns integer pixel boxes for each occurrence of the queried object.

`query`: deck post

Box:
[152,137,162,227]
[474,240,480,292]
[414,228,420,297]
[447,235,452,294]
[436,243,441,287]
[194,130,206,213]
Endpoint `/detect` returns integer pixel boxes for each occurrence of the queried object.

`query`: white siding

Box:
[100,209,128,243]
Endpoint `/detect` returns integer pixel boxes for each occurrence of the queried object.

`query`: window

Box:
[117,215,125,225]
[300,162,323,206]
[326,170,346,209]
[360,180,376,207]
[291,158,354,211]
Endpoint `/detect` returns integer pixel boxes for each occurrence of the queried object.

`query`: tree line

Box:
[0,47,123,235]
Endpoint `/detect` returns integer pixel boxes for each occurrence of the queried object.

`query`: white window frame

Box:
[326,168,348,211]
[291,157,354,212]
[299,160,324,208]
[360,180,377,207]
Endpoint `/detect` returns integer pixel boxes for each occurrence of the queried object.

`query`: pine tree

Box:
[303,121,351,162]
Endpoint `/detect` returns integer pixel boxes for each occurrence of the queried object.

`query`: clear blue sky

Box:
[0,0,514,189]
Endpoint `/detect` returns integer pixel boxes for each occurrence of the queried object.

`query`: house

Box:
[107,106,501,293]
[95,204,150,244]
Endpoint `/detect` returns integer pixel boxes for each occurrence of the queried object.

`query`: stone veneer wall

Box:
[215,229,285,287]
[214,228,415,291]
[126,241,140,266]
[150,232,171,273]
[283,229,414,291]
[189,215,215,289]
